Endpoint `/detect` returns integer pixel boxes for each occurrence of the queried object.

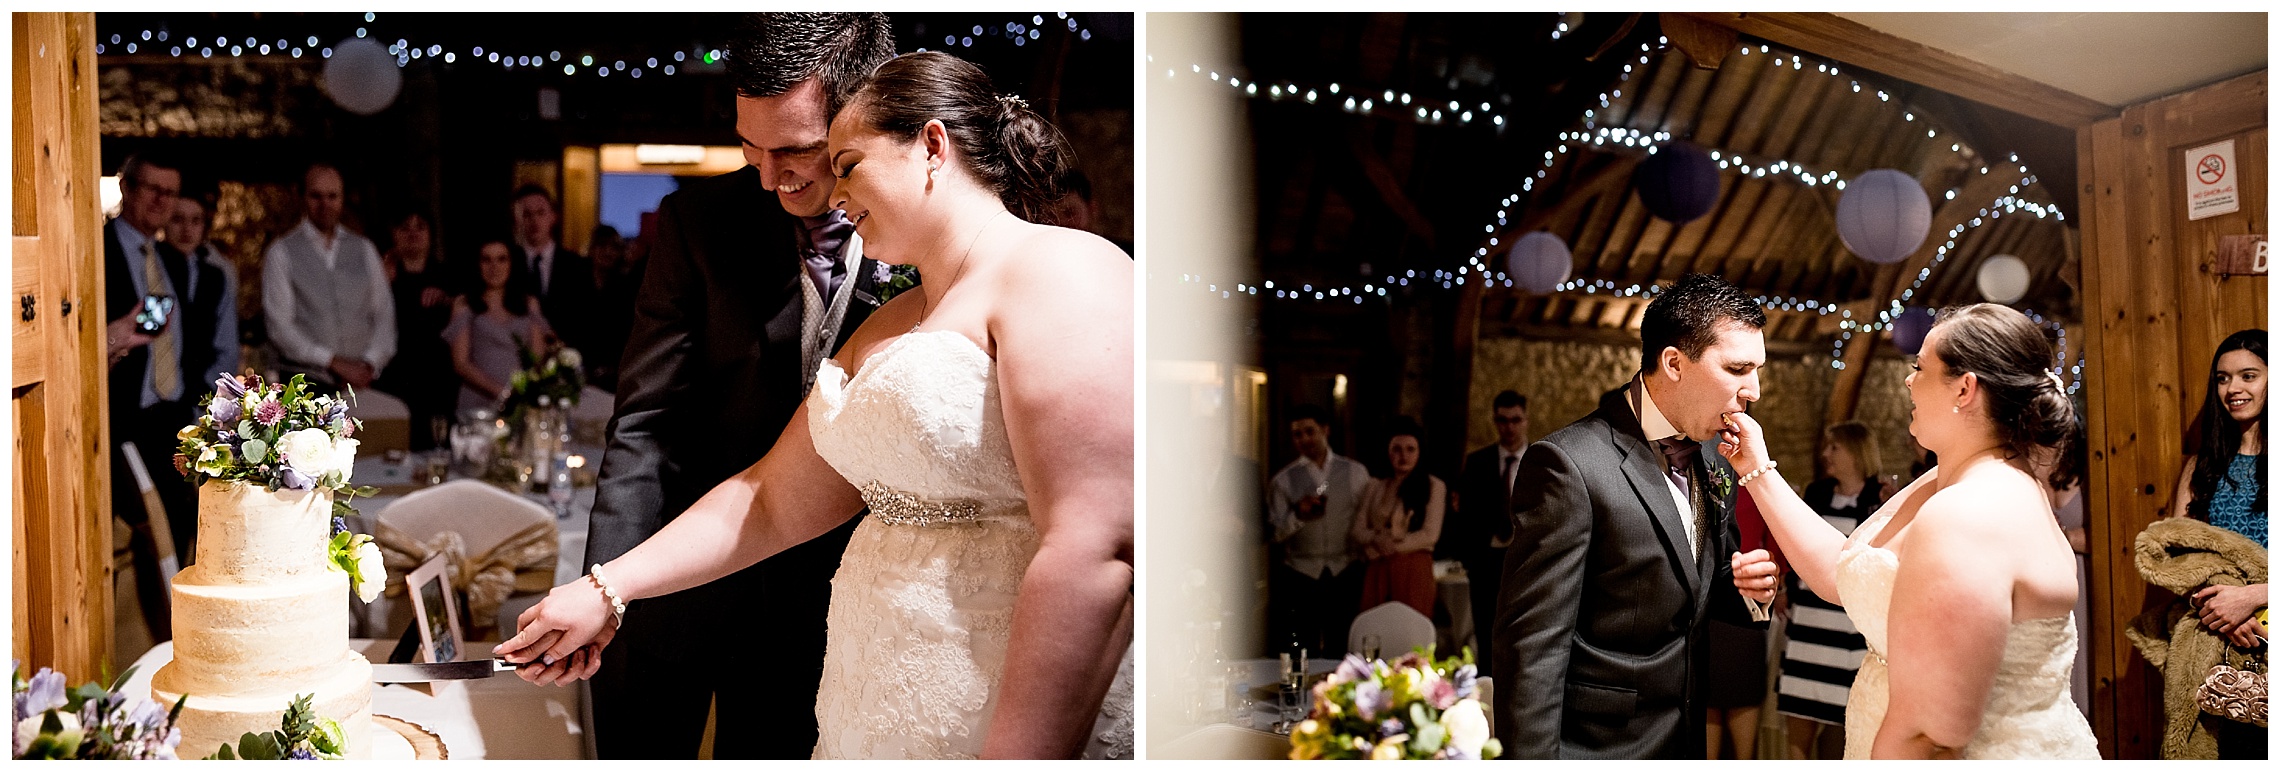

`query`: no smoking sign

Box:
[2186,139,2239,221]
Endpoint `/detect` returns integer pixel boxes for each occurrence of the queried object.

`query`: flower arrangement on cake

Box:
[501,343,583,421]
[1286,650,1501,760]
[11,662,185,760]
[174,374,384,601]
[202,694,348,760]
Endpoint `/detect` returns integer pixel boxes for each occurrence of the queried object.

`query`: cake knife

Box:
[370,659,546,683]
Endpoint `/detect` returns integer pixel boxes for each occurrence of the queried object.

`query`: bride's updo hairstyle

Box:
[845,51,1073,222]
[1928,303,2082,487]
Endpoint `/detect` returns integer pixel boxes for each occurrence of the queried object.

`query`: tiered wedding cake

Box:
[149,481,374,760]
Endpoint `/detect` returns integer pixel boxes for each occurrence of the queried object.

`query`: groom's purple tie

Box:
[799,210,855,299]
[1656,437,1699,499]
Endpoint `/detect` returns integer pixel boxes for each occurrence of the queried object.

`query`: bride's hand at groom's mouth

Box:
[1717,412,1770,473]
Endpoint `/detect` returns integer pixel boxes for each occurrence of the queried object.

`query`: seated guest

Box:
[373,207,456,448]
[444,241,554,414]
[262,162,395,391]
[1351,417,1444,618]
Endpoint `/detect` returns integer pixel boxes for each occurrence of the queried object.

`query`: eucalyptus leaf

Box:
[238,420,255,437]
[242,438,268,463]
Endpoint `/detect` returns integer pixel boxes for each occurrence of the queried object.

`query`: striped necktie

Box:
[142,241,182,401]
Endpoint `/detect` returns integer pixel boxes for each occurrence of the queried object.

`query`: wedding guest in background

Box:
[1447,390,1526,667]
[1776,421,1884,759]
[164,196,239,388]
[1267,404,1370,656]
[373,207,457,445]
[2163,328,2266,760]
[444,240,552,414]
[1352,416,1445,618]
[584,225,643,392]
[262,162,395,392]
[509,185,597,354]
[104,152,198,587]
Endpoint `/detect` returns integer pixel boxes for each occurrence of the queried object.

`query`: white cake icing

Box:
[152,481,374,759]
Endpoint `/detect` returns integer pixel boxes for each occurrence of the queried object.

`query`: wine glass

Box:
[1361,634,1382,663]
[547,455,574,519]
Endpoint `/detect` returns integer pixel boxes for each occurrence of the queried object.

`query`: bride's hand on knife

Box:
[493,576,621,685]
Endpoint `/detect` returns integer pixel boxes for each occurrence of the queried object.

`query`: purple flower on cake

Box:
[213,374,247,401]
[253,398,286,426]
[279,466,316,491]
[207,393,242,425]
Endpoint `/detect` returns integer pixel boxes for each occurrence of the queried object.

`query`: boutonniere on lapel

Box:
[1710,466,1735,500]
[867,262,921,304]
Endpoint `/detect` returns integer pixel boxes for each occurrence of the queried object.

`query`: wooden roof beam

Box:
[1671,12,2118,128]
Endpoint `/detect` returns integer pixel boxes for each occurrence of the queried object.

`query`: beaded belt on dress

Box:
[860,480,986,526]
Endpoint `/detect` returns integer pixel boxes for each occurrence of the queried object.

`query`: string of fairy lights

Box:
[1159,22,2082,383]
[95,11,1106,79]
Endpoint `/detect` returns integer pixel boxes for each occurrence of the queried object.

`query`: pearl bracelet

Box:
[1737,460,1779,487]
[589,563,628,628]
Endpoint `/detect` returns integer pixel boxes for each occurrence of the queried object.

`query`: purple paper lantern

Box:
[1890,307,1936,356]
[1836,169,1933,265]
[1505,231,1572,294]
[1631,141,1721,224]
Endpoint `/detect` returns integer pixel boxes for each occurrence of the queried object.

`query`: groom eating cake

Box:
[580,13,899,759]
[1491,273,1779,759]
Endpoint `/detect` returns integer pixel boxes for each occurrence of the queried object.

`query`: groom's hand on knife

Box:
[1731,549,1780,604]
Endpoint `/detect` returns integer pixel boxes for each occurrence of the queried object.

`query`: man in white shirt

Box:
[1266,404,1370,656]
[261,163,394,391]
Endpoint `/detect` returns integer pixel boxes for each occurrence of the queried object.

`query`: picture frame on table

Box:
[404,555,465,665]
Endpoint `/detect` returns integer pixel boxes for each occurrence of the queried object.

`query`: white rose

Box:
[333,437,361,482]
[1442,698,1489,759]
[557,348,582,370]
[16,711,81,754]
[354,541,386,602]
[275,428,339,477]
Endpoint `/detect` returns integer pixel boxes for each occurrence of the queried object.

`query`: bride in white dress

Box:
[497,51,1134,759]
[1721,304,2098,759]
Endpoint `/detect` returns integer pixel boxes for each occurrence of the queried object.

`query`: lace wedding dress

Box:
[804,330,1134,760]
[1835,487,2100,759]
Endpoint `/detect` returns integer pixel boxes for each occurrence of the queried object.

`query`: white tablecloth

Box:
[124,639,592,759]
[346,451,599,594]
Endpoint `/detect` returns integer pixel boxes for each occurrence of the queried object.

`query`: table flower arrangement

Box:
[174,374,383,603]
[11,662,184,759]
[502,343,584,422]
[1287,650,1501,760]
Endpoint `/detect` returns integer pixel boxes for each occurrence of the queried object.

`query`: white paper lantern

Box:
[1836,169,1932,265]
[323,38,402,116]
[1975,253,2031,304]
[1505,231,1572,294]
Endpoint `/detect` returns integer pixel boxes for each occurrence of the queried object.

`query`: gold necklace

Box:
[914,210,1008,332]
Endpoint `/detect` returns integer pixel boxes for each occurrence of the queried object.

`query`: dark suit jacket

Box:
[586,164,893,569]
[103,218,202,419]
[1491,384,1757,759]
[1443,444,1519,560]
[510,244,597,354]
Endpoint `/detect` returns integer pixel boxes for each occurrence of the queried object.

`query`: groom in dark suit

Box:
[583,13,897,759]
[1491,274,1778,759]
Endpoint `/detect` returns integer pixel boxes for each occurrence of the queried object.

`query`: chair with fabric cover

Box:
[1347,601,1437,659]
[363,479,558,643]
[345,387,412,456]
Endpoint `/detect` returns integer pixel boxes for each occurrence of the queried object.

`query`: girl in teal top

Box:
[2168,329,2266,649]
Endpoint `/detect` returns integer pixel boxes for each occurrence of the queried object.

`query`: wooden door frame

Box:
[12,11,113,679]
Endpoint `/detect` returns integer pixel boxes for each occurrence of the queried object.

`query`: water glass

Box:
[548,456,575,518]
[1361,634,1382,662]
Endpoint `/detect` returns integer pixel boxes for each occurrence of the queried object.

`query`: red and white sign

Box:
[2185,139,2239,221]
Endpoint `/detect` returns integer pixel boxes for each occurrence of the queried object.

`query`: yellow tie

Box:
[142,241,182,401]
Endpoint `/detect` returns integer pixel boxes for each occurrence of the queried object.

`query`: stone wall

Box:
[1466,337,1922,486]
